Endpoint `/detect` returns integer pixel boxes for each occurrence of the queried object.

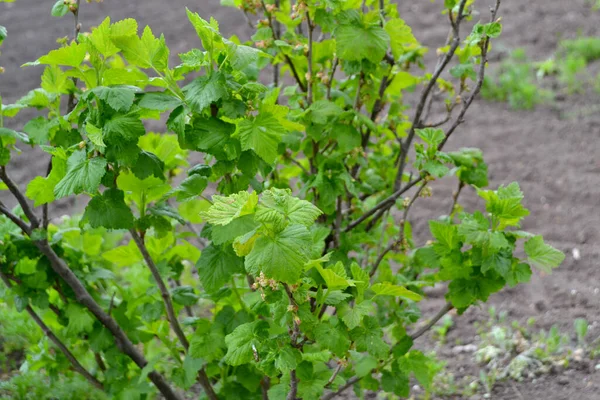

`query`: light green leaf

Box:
[341,300,374,329]
[238,112,284,164]
[371,283,422,301]
[335,24,389,63]
[385,18,417,59]
[524,236,564,273]
[224,320,269,366]
[202,191,258,226]
[54,151,107,199]
[255,188,322,228]
[38,42,86,67]
[25,157,67,206]
[245,224,311,283]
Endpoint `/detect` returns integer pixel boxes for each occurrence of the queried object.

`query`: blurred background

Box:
[1,1,599,399]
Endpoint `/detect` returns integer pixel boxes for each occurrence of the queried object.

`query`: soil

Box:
[1,1,600,399]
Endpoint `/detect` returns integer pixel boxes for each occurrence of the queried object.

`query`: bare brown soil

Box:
[1,1,599,399]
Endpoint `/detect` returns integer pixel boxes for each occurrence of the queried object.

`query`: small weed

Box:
[482,49,551,109]
[559,37,600,62]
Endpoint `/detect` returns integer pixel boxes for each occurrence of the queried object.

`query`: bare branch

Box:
[325,363,344,388]
[344,177,422,232]
[394,0,469,191]
[326,58,338,100]
[287,370,298,400]
[0,166,39,229]
[130,229,189,351]
[306,11,315,106]
[321,376,361,400]
[409,302,454,340]
[369,182,428,277]
[0,200,32,235]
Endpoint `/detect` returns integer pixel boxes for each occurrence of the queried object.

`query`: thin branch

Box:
[261,0,307,92]
[449,181,465,216]
[326,58,338,100]
[0,170,181,400]
[333,196,343,248]
[325,363,343,388]
[0,201,32,235]
[409,302,454,340]
[130,229,190,351]
[0,166,39,229]
[66,0,82,113]
[321,376,361,400]
[306,11,315,106]
[0,270,104,390]
[369,182,428,277]
[439,0,501,149]
[260,377,270,400]
[344,177,422,232]
[394,0,469,191]
[287,370,298,400]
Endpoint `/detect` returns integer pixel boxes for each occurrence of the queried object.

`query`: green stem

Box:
[231,277,249,313]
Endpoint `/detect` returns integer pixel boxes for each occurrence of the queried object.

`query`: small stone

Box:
[594,364,600,370]
[412,384,421,392]
[572,248,581,261]
[557,376,570,385]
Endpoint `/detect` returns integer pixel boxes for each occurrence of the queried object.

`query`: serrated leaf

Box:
[385,18,417,59]
[524,236,564,273]
[371,283,422,301]
[37,42,86,67]
[89,17,120,57]
[224,320,269,366]
[238,112,284,164]
[245,224,311,283]
[54,150,107,198]
[89,86,137,112]
[83,188,135,230]
[25,157,66,206]
[212,214,258,245]
[341,300,374,329]
[132,151,165,180]
[202,191,258,226]
[139,92,183,111]
[255,188,322,228]
[197,244,244,293]
[335,23,389,63]
[184,72,228,113]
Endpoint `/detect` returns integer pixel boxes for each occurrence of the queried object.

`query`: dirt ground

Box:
[1,1,599,399]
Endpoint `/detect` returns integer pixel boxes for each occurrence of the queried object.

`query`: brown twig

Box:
[0,169,181,400]
[321,376,361,400]
[394,0,469,191]
[369,182,428,277]
[306,11,315,106]
[409,302,454,340]
[326,58,338,100]
[325,363,344,388]
[344,177,422,232]
[0,166,39,229]
[130,229,189,351]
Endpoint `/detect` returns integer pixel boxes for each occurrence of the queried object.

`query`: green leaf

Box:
[416,128,445,147]
[38,42,86,67]
[51,0,69,17]
[335,23,390,63]
[255,188,322,228]
[41,65,71,94]
[65,304,95,335]
[341,300,374,330]
[353,316,388,359]
[371,283,422,301]
[132,151,165,180]
[25,157,66,206]
[104,111,146,141]
[224,320,269,366]
[385,18,418,59]
[211,214,258,245]
[88,17,120,57]
[202,191,258,226]
[429,220,460,255]
[478,183,530,228]
[315,322,350,357]
[173,174,207,202]
[184,72,228,113]
[22,117,49,145]
[238,112,284,164]
[139,92,183,111]
[15,257,38,275]
[171,286,199,306]
[186,8,222,56]
[102,240,142,267]
[275,347,299,373]
[197,245,244,293]
[524,236,564,273]
[112,26,169,71]
[317,262,355,291]
[54,151,107,199]
[182,117,235,152]
[245,224,312,283]
[83,189,135,230]
[89,86,137,112]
